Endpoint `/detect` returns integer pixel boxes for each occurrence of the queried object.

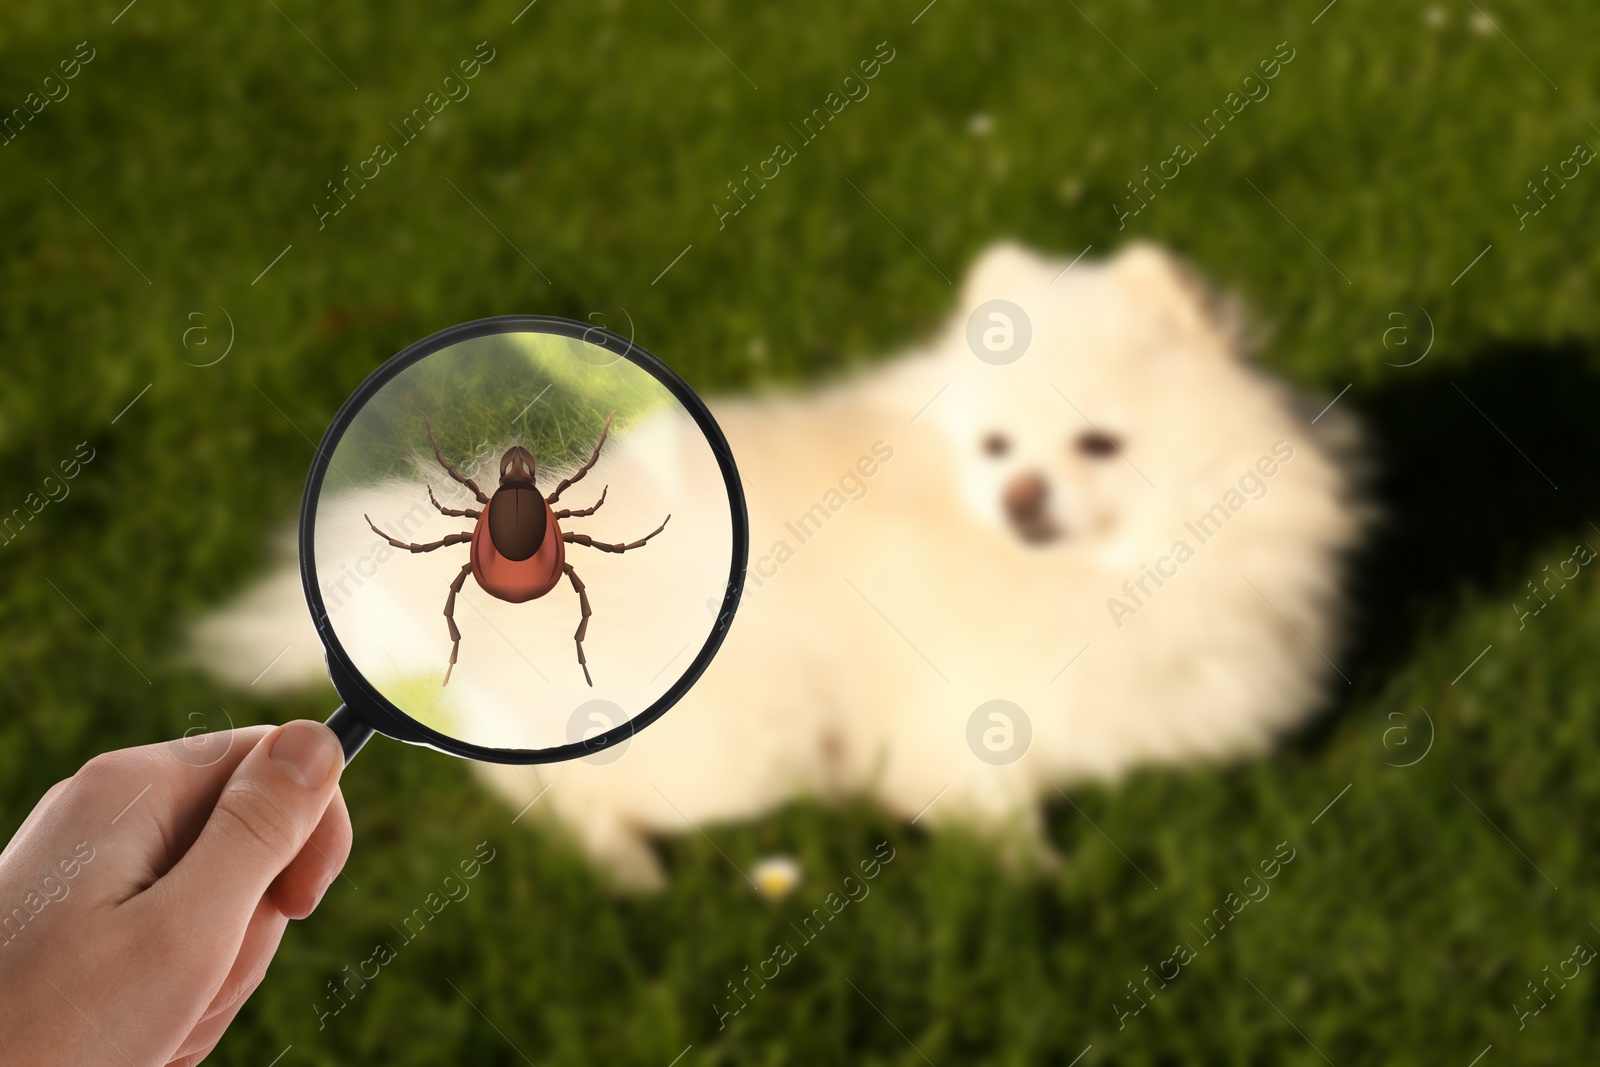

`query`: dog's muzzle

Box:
[1003,472,1062,544]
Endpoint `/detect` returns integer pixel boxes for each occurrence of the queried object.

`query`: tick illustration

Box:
[365,410,670,686]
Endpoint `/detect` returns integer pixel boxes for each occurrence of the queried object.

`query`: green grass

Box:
[2,0,1598,1062]
[321,332,671,482]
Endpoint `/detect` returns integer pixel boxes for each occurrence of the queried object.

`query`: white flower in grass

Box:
[752,855,801,900]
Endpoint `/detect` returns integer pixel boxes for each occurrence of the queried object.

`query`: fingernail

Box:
[269,721,340,790]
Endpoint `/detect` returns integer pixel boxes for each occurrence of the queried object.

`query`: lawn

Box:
[2,0,1598,1063]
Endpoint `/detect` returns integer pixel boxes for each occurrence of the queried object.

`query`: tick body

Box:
[473,450,565,602]
[364,411,670,686]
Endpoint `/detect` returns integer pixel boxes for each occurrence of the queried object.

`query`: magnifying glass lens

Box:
[305,323,743,761]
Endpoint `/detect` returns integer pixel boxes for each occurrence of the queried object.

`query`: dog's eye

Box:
[1075,430,1122,459]
[983,432,1010,458]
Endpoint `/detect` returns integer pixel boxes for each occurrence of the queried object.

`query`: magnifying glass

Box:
[301,316,748,763]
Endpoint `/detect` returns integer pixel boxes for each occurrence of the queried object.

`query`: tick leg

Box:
[555,485,607,519]
[442,561,473,686]
[563,514,670,555]
[365,514,472,553]
[429,485,481,519]
[563,562,594,687]
[422,410,490,505]
[547,410,614,504]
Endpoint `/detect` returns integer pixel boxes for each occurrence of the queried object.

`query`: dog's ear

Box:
[959,242,1053,309]
[1110,243,1245,356]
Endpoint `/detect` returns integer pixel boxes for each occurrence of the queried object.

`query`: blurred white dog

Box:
[194,243,1363,887]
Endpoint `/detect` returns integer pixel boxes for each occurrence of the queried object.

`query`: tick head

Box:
[499,445,537,487]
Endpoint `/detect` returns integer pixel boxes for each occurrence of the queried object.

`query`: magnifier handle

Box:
[325,704,374,763]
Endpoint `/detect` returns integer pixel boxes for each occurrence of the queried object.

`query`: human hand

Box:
[0,721,351,1066]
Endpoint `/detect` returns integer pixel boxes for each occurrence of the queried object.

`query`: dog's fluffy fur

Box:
[193,243,1363,887]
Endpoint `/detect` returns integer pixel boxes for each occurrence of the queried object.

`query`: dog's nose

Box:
[1003,471,1049,520]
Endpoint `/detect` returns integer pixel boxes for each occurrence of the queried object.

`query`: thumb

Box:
[158,720,344,938]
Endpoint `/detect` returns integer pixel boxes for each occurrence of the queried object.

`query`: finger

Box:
[192,895,289,1030]
[97,724,276,823]
[147,725,277,867]
[168,975,259,1067]
[168,966,271,1066]
[0,726,274,880]
[146,720,343,946]
[169,1045,221,1067]
[269,786,353,920]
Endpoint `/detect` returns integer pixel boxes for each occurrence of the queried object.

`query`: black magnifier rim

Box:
[298,315,749,765]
